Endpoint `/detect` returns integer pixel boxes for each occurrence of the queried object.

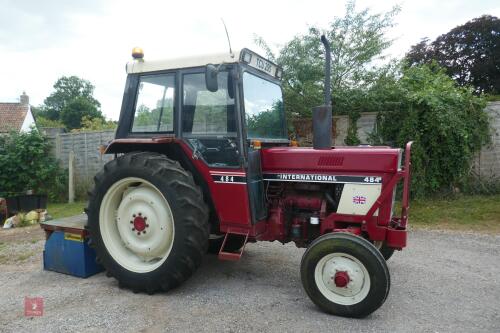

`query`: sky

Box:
[0,0,499,120]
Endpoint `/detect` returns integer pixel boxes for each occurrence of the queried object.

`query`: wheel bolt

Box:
[132,228,135,231]
[137,232,141,235]
[146,224,149,228]
[138,212,142,216]
[133,214,136,218]
[130,221,133,224]
[143,231,146,234]
[144,217,147,220]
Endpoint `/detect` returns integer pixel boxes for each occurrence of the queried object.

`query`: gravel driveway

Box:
[0,227,499,333]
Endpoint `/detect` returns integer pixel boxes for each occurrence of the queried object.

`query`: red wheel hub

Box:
[333,271,350,288]
[133,216,147,232]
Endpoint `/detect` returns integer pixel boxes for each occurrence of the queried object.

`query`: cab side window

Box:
[182,72,236,136]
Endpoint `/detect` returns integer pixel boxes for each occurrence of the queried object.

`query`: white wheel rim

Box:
[99,177,175,273]
[314,252,370,305]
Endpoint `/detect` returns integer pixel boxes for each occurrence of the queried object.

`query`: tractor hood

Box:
[260,146,401,174]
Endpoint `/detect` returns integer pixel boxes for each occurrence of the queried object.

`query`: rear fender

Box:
[103,137,177,155]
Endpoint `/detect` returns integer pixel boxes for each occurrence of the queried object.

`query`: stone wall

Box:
[293,112,376,146]
[473,102,500,178]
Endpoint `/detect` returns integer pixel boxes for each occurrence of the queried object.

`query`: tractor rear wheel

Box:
[300,233,390,318]
[87,152,209,294]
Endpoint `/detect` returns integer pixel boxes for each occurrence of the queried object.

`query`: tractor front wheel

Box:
[379,242,395,261]
[87,152,209,294]
[372,240,396,261]
[300,233,390,318]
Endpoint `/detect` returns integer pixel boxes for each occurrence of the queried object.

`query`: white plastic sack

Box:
[3,216,14,229]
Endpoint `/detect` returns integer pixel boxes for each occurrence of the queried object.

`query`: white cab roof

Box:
[126,50,243,74]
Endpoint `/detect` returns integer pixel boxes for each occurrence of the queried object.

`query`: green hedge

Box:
[0,129,67,202]
[370,64,490,197]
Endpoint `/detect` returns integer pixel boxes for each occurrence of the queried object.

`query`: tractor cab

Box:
[110,48,289,231]
[114,48,288,168]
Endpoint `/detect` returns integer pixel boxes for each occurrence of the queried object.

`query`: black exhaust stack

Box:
[312,35,332,150]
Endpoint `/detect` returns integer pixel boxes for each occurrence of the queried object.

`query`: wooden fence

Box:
[45,130,115,196]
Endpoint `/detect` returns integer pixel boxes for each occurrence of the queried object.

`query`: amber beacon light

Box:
[132,47,144,59]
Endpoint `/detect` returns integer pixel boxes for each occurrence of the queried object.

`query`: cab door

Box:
[240,69,288,224]
[180,68,253,227]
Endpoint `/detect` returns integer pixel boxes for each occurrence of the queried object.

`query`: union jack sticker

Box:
[353,196,367,204]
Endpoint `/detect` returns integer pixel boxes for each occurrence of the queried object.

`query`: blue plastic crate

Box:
[41,215,103,278]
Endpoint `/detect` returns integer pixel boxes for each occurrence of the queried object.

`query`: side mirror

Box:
[205,65,219,92]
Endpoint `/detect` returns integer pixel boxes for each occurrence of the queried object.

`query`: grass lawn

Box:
[408,194,500,233]
[46,195,500,233]
[47,201,86,219]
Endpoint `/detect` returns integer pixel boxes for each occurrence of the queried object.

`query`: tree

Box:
[38,76,103,129]
[71,115,117,132]
[255,0,400,118]
[406,15,500,95]
[60,96,102,130]
[35,116,65,128]
[246,100,285,138]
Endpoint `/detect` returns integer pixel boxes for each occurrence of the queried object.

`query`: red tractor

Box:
[87,36,412,318]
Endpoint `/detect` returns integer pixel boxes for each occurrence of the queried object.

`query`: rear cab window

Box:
[131,74,175,133]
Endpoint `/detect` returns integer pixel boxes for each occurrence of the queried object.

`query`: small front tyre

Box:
[300,233,390,318]
[379,242,395,261]
[372,240,396,261]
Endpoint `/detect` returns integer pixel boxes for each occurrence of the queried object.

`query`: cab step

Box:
[218,229,249,261]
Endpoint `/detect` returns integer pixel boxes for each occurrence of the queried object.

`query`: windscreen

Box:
[243,72,286,140]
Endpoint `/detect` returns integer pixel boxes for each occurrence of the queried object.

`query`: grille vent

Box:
[318,156,344,166]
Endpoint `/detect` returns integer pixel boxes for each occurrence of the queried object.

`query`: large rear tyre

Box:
[87,152,209,294]
[301,233,390,318]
